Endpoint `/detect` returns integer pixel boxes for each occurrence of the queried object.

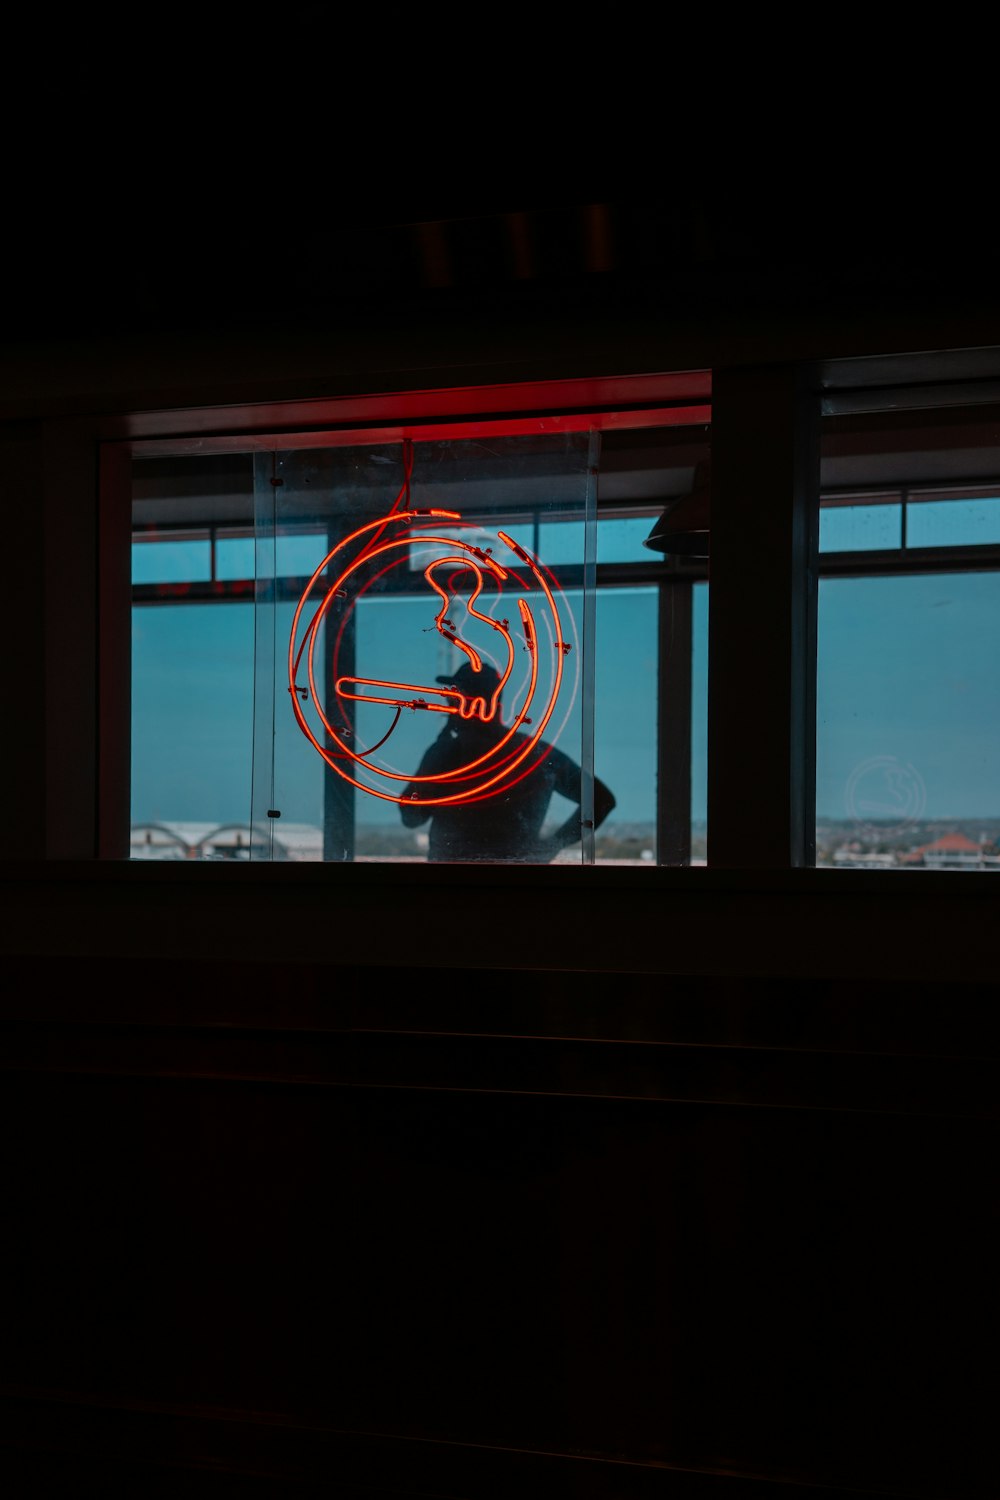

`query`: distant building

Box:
[899,831,1000,869]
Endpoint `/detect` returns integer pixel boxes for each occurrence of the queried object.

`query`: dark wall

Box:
[0,869,995,1498]
[0,198,997,1497]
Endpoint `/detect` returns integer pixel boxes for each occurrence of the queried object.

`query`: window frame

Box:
[104,358,1000,876]
[108,372,712,864]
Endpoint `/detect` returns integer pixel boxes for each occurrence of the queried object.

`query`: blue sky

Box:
[816,571,1000,822]
[132,566,1000,835]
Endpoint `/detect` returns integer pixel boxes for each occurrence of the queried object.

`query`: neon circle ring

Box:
[287,507,579,810]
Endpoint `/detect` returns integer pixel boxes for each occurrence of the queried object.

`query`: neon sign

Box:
[288,446,578,808]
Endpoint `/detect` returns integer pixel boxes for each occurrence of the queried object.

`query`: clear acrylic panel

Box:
[251,433,604,864]
[130,427,706,867]
[592,586,657,863]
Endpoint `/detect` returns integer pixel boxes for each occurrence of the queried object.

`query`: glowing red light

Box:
[288,481,577,809]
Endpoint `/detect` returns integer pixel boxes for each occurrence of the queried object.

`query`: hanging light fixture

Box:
[643,459,710,558]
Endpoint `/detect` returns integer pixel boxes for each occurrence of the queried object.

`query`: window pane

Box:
[131,457,261,858]
[594,587,657,863]
[131,426,705,866]
[131,602,255,849]
[539,512,661,564]
[266,435,601,865]
[132,535,211,584]
[816,573,1000,868]
[215,534,255,579]
[277,530,337,579]
[692,581,708,862]
[819,500,901,552]
[907,493,1000,548]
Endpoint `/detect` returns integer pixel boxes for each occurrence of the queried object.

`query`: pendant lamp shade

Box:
[643,459,710,558]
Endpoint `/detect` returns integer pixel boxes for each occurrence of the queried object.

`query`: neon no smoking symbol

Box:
[288,506,577,807]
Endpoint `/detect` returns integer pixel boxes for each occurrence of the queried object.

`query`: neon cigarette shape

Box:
[288,505,575,808]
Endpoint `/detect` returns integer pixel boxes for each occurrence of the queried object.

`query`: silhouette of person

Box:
[400,661,615,863]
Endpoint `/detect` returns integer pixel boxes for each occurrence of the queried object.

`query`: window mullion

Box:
[707,365,820,868]
[657,577,693,865]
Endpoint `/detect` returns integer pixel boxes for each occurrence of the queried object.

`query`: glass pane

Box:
[541,512,662,565]
[215,533,255,580]
[132,535,212,584]
[278,530,338,579]
[261,434,604,865]
[816,572,1000,868]
[907,493,1000,548]
[593,586,656,863]
[819,500,902,552]
[131,455,259,858]
[692,581,708,862]
[596,513,670,564]
[131,602,255,852]
[537,517,584,565]
[130,427,705,868]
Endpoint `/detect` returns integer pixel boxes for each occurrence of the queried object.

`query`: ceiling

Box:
[13,195,1000,348]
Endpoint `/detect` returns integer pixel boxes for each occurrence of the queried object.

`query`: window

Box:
[817,400,1000,868]
[130,392,711,866]
[124,359,1000,875]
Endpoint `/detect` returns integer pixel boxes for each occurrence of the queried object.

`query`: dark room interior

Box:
[1,190,996,1498]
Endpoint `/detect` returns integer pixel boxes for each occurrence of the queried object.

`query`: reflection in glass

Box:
[816,573,1000,868]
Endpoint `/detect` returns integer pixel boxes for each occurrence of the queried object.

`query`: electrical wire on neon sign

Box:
[287,441,579,807]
